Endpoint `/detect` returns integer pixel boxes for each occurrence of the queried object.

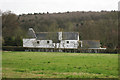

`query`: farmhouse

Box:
[23,28,106,52]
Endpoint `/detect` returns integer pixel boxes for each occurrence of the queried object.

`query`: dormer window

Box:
[37,41,39,44]
[47,41,49,44]
[67,41,69,44]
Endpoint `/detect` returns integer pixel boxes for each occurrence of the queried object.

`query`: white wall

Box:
[23,39,79,49]
[23,38,36,47]
[59,40,79,49]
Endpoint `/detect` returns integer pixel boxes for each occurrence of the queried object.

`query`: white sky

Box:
[0,0,119,15]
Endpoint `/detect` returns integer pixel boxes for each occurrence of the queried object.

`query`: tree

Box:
[2,11,24,46]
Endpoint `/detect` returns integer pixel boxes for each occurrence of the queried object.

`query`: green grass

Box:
[2,51,118,78]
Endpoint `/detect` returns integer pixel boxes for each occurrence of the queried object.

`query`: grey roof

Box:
[82,40,101,48]
[35,32,79,41]
[36,32,58,42]
[62,32,79,40]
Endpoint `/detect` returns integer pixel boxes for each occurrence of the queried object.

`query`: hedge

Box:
[2,46,25,51]
[2,46,119,54]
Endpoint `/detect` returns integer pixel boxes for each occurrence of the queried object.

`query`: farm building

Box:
[23,28,106,52]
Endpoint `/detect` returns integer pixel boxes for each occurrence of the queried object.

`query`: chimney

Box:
[28,28,37,38]
[58,32,62,40]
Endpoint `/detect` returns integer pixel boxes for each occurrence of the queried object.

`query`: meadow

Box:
[2,51,118,78]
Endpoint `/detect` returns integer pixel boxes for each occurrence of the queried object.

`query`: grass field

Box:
[2,51,118,78]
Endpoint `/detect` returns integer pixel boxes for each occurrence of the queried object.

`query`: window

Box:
[67,41,69,44]
[47,41,49,44]
[37,41,39,44]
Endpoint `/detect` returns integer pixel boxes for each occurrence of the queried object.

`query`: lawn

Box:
[2,51,118,78]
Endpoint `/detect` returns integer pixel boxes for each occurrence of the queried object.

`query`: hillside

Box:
[2,11,118,49]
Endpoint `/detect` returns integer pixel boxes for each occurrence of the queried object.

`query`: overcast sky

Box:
[0,0,119,15]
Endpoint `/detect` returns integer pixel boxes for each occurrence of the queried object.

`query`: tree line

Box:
[2,11,118,49]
